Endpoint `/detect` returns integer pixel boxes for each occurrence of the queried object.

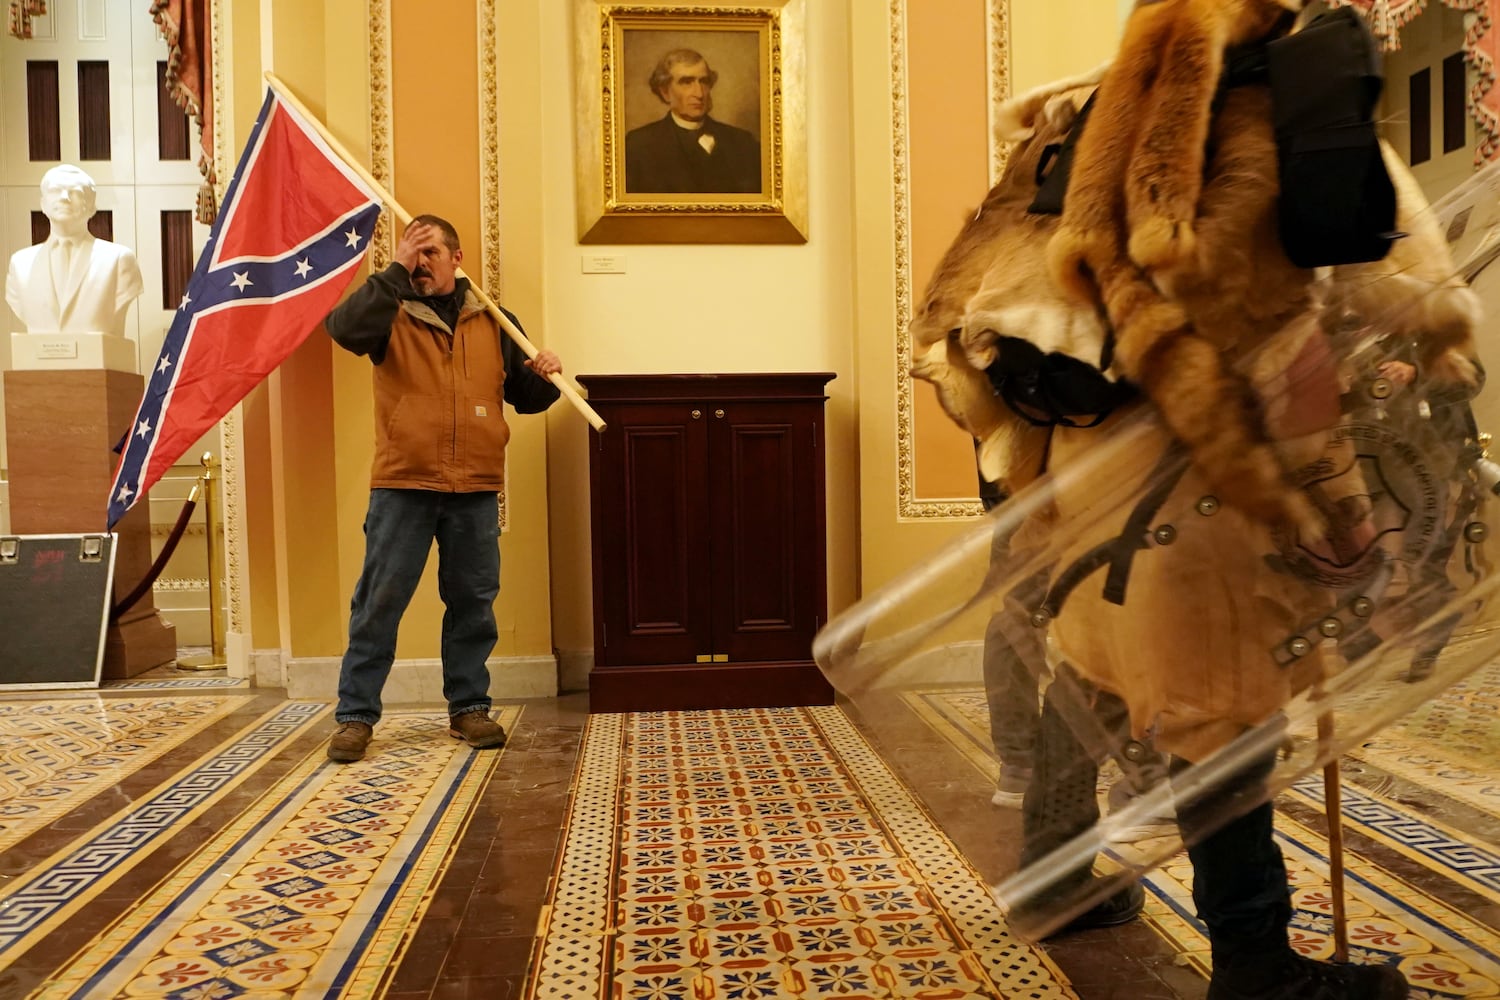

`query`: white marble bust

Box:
[5,165,143,336]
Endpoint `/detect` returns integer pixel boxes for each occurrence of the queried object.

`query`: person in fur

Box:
[907,4,1484,996]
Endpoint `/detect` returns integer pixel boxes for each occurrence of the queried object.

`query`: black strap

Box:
[1269,7,1398,267]
[1028,92,1097,216]
[1037,446,1189,617]
[1102,448,1190,603]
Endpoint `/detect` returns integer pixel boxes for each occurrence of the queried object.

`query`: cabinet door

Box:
[593,402,711,666]
[707,401,825,663]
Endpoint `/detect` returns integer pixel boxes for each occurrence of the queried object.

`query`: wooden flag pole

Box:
[1318,711,1350,962]
[264,72,606,432]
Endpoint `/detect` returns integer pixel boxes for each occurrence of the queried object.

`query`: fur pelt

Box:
[906,56,1482,756]
[911,11,1480,516]
[1044,0,1323,535]
[906,92,1091,494]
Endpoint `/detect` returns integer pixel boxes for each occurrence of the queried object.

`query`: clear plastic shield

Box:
[817,162,1500,942]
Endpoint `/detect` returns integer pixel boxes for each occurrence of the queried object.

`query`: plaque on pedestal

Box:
[10,332,138,373]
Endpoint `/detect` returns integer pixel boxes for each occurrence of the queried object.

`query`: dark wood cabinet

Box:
[580,373,836,712]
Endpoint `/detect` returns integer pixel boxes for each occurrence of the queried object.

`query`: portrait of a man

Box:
[623,46,763,195]
[579,4,806,243]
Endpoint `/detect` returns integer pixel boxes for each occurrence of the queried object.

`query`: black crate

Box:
[0,533,115,688]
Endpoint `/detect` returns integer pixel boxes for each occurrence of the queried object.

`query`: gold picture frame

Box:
[575,0,808,244]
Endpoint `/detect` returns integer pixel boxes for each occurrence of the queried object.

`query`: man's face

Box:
[40,177,94,227]
[409,231,461,296]
[660,59,713,122]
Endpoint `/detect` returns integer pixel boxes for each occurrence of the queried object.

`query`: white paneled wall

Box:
[0,1,217,643]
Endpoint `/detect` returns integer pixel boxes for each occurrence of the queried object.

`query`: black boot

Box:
[1206,950,1408,1000]
[1178,756,1407,1000]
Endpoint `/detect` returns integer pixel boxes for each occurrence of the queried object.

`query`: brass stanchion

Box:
[177,452,225,670]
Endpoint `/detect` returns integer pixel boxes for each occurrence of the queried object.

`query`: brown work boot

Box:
[448,711,507,748]
[328,721,373,762]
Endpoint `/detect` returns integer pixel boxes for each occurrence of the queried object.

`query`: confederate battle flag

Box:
[106,87,381,529]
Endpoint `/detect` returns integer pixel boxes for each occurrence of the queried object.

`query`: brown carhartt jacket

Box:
[325,263,559,492]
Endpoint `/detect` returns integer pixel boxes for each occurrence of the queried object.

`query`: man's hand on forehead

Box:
[395,222,443,275]
[402,222,441,249]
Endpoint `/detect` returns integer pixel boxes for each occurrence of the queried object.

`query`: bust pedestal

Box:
[3,355,177,678]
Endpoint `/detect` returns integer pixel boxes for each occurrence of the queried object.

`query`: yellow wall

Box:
[258,0,350,659]
[1011,0,1122,92]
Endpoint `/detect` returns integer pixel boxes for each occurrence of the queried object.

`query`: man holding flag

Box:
[324,216,562,763]
[108,82,568,763]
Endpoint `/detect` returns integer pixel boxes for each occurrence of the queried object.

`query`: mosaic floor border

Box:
[0,702,329,958]
[527,706,1078,1000]
[103,677,251,690]
[33,705,522,1000]
[907,686,1500,999]
[0,693,251,855]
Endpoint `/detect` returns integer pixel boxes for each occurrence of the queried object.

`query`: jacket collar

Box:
[398,276,483,333]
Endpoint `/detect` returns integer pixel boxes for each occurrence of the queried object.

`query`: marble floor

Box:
[1,665,1498,999]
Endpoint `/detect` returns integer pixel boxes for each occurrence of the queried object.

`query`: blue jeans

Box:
[336,489,500,724]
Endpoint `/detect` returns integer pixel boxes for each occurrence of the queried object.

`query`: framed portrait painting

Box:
[575,0,808,244]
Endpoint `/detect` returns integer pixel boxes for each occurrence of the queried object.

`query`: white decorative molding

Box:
[478,0,503,301]
[207,0,249,658]
[477,0,508,532]
[154,577,209,592]
[151,522,207,537]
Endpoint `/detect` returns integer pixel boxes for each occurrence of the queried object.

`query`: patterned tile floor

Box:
[2,662,1498,998]
[901,661,1500,1000]
[529,706,1074,1000]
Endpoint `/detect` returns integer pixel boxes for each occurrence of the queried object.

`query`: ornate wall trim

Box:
[369,0,393,269]
[892,0,1009,520]
[478,0,502,300]
[476,0,508,531]
[209,0,248,642]
[987,0,1012,185]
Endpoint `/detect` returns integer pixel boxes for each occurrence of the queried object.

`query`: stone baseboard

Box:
[557,649,593,693]
[249,648,285,688]
[283,654,558,703]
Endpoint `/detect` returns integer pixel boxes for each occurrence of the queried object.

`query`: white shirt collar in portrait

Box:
[670,112,716,153]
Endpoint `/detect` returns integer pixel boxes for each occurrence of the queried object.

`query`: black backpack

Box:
[1269,7,1399,267]
[1030,6,1398,269]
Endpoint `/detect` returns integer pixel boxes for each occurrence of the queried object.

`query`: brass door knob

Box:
[714,409,725,419]
[691,409,702,420]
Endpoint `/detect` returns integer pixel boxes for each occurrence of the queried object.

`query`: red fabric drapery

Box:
[1326,0,1500,164]
[7,0,46,39]
[150,0,217,223]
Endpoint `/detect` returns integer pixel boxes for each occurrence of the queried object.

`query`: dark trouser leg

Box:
[1012,670,1148,938]
[1020,671,1130,878]
[434,491,500,718]
[1175,752,1409,998]
[337,490,438,724]
[1176,753,1291,967]
[984,569,1049,771]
